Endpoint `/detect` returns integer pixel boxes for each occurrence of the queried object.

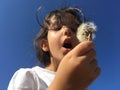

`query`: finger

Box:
[72,41,94,56]
[89,59,98,66]
[89,59,98,71]
[93,66,101,78]
[79,49,96,63]
[95,67,101,74]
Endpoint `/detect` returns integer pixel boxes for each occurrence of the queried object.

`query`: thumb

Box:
[72,41,94,56]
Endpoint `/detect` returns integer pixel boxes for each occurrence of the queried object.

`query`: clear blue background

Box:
[0,0,120,90]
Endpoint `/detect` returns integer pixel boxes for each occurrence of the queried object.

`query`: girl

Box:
[8,7,101,90]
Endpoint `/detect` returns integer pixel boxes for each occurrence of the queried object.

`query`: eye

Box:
[49,21,62,31]
[68,24,79,33]
[50,25,62,31]
[71,27,78,33]
[54,26,62,31]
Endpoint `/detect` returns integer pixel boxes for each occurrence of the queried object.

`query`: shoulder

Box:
[14,68,36,78]
[12,68,36,82]
[8,68,37,90]
[8,67,47,90]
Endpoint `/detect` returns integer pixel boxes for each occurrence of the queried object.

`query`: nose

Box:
[63,26,72,36]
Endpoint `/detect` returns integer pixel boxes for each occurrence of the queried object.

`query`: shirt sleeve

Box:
[8,68,37,90]
[8,68,49,90]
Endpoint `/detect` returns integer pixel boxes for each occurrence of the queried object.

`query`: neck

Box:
[45,57,60,72]
[45,64,57,72]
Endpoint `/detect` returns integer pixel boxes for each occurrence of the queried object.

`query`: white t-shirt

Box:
[8,66,55,90]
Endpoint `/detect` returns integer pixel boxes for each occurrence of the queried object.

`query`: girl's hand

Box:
[48,41,101,90]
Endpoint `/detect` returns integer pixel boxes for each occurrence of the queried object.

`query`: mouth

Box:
[63,39,72,49]
[63,43,72,49]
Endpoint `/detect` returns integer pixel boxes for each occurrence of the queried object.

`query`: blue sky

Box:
[0,0,120,90]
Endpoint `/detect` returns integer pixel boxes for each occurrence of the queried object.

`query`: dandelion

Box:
[76,22,97,42]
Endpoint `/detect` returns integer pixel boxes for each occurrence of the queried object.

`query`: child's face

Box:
[44,13,80,67]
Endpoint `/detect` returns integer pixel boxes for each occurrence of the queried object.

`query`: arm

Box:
[48,41,101,90]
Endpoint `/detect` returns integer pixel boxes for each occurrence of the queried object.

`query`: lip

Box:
[62,47,72,54]
[63,37,71,42]
[62,37,73,54]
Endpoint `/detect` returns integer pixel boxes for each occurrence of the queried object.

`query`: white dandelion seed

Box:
[76,22,97,42]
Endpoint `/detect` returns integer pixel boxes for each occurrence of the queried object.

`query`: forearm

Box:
[48,85,87,90]
[47,78,87,90]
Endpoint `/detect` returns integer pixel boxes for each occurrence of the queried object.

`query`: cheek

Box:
[47,31,61,46]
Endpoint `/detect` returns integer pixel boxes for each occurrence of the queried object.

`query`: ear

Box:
[40,39,49,52]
